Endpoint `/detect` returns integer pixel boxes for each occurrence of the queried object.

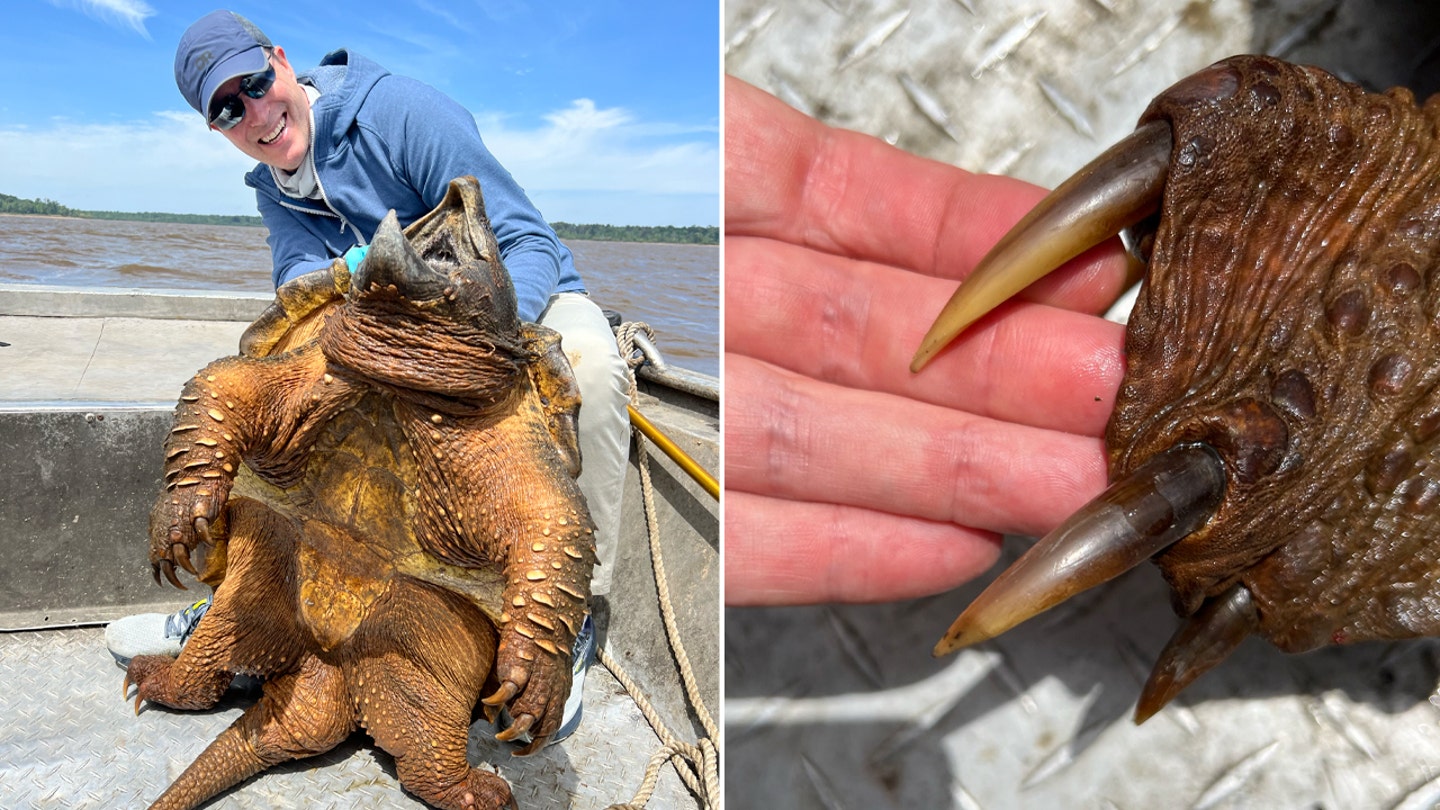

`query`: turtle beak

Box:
[352,210,450,303]
[910,120,1173,372]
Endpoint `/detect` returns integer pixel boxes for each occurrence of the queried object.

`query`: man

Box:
[106,10,630,745]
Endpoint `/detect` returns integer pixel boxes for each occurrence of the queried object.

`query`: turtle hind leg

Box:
[395,752,515,810]
[146,654,355,810]
[353,583,510,809]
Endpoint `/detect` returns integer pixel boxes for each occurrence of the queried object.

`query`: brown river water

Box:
[0,214,718,377]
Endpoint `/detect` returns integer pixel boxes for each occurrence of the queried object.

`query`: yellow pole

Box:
[628,405,719,500]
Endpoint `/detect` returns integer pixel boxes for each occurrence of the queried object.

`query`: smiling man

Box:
[104,9,630,748]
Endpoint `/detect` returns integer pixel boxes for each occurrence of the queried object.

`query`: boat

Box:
[0,281,718,809]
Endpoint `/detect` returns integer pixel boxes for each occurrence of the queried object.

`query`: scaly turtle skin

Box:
[124,176,595,810]
[916,56,1440,720]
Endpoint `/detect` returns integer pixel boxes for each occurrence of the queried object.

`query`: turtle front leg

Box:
[150,347,361,587]
[483,493,596,753]
[149,356,255,587]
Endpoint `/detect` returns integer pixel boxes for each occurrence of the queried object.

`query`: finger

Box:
[724,354,1108,539]
[725,235,1125,435]
[724,75,1129,299]
[723,490,1002,605]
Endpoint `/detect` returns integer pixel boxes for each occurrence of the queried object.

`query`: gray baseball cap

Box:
[174,11,272,121]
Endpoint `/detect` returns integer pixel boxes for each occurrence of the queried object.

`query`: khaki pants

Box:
[537,292,630,597]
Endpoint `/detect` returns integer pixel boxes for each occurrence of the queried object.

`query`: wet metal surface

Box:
[725,0,1440,807]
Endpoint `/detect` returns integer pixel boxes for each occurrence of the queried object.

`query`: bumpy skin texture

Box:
[1113,57,1440,652]
[128,177,596,810]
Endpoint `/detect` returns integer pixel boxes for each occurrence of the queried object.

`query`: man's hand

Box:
[725,75,1131,605]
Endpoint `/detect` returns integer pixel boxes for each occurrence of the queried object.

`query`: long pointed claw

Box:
[910,120,1172,372]
[133,693,144,715]
[194,515,213,545]
[122,671,133,699]
[172,543,198,577]
[159,560,187,591]
[495,712,535,743]
[514,733,549,757]
[934,443,1225,655]
[1134,582,1258,723]
[482,680,520,707]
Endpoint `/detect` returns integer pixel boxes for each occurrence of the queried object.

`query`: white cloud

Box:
[0,112,259,214]
[474,99,719,198]
[0,99,719,225]
[45,0,155,38]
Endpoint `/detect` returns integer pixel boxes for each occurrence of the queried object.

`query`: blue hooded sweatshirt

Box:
[244,50,585,322]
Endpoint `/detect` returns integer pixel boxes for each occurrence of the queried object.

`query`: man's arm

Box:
[378,76,573,322]
[254,189,346,287]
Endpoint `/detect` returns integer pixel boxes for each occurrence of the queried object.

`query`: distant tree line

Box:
[0,192,263,226]
[1,192,718,245]
[84,209,265,227]
[0,192,81,217]
[550,222,718,246]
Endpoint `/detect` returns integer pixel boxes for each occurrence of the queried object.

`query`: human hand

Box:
[724,75,1132,605]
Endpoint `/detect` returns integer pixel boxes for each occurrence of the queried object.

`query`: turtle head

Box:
[323,177,526,409]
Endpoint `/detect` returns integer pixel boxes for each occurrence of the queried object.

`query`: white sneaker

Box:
[105,597,211,667]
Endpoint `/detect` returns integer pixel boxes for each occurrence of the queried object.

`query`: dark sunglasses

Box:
[208,63,276,131]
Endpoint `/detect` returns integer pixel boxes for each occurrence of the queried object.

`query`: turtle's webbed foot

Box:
[124,653,231,713]
[913,56,1415,717]
[149,483,229,589]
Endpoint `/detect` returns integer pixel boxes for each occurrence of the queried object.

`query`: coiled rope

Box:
[603,322,720,810]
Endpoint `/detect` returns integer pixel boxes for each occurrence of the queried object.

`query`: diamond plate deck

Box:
[725,0,1440,807]
[0,626,698,808]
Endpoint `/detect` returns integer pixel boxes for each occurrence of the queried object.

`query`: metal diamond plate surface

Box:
[725,0,1440,807]
[0,627,696,809]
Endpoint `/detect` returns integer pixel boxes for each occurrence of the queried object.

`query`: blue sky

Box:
[0,0,719,226]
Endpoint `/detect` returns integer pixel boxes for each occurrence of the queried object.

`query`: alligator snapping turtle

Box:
[122,176,595,810]
[911,55,1440,720]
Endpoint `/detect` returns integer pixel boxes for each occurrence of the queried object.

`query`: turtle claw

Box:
[173,543,198,576]
[513,732,548,757]
[495,712,535,743]
[1135,582,1258,723]
[935,444,1225,654]
[482,680,520,707]
[194,515,213,545]
[911,120,1172,372]
[158,559,188,590]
